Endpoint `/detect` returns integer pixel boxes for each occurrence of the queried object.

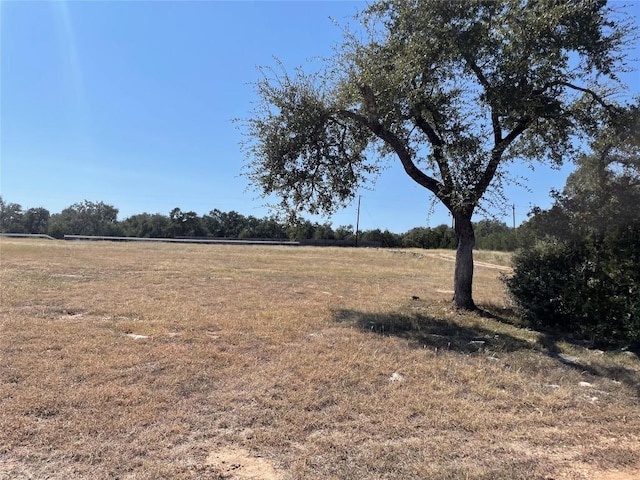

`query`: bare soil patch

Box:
[205,447,283,479]
[424,251,514,271]
[1,239,638,479]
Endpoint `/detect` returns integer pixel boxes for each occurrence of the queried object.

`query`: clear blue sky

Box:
[1,0,638,233]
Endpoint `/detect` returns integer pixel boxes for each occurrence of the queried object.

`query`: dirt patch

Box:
[424,252,513,271]
[205,447,283,480]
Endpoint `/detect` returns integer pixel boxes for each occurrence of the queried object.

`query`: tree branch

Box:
[336,89,448,206]
[461,52,503,144]
[410,104,455,192]
[501,117,532,146]
[538,81,621,114]
[472,117,532,204]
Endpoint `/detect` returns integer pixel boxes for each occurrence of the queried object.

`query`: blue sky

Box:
[1,0,638,233]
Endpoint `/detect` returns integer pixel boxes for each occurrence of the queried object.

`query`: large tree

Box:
[242,0,633,309]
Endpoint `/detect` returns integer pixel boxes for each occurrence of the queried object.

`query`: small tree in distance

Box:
[241,0,634,310]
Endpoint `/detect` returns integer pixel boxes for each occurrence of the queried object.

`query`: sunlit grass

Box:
[1,239,638,479]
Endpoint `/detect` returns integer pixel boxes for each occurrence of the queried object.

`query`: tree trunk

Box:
[453,214,476,310]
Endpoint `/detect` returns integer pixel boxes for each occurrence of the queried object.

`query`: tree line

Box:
[0,196,529,250]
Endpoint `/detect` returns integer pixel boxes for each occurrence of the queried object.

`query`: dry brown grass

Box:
[1,238,638,480]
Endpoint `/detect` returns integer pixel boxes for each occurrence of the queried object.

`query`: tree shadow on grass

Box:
[479,304,640,395]
[481,303,640,356]
[333,308,640,396]
[333,308,534,354]
[536,333,640,396]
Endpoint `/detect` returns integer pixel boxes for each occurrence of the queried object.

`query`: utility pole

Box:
[355,195,361,247]
[512,204,516,229]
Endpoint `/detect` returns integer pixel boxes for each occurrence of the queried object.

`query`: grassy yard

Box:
[1,239,638,479]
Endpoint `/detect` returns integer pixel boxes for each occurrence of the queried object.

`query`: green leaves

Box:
[243,68,377,216]
[508,107,640,346]
[241,0,634,221]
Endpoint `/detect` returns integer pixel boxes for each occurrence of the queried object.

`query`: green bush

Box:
[506,231,640,347]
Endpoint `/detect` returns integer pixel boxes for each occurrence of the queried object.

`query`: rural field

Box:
[0,238,638,480]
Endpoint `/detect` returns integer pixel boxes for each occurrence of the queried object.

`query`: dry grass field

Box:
[1,238,638,479]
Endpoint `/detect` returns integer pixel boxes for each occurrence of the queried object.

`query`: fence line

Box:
[0,233,56,240]
[63,235,300,246]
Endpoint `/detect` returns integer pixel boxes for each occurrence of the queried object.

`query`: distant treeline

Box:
[1,197,526,250]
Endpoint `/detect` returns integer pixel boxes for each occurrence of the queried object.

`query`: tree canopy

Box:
[242,0,635,309]
[48,200,120,238]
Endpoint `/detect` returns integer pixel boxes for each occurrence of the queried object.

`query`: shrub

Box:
[506,232,640,348]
